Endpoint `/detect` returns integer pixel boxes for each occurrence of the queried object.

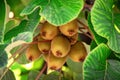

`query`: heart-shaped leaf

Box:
[91,0,120,53]
[83,44,116,80]
[21,0,84,26]
[0,0,6,44]
[40,0,84,26]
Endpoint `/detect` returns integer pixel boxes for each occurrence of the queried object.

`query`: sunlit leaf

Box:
[91,0,120,53]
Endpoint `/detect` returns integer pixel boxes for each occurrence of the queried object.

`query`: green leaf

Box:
[4,20,27,42]
[114,14,120,31]
[43,71,60,80]
[21,0,84,26]
[83,44,112,80]
[105,60,120,79]
[0,0,6,44]
[4,8,40,42]
[0,44,8,68]
[73,72,82,80]
[90,40,97,51]
[5,20,20,34]
[6,0,25,18]
[28,70,45,80]
[20,0,48,16]
[40,0,84,26]
[88,14,107,45]
[66,58,83,73]
[91,0,120,53]
[1,69,16,80]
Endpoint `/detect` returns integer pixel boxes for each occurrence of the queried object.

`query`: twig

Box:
[0,45,28,80]
[77,20,94,39]
[35,63,47,80]
[8,44,27,60]
[79,28,93,40]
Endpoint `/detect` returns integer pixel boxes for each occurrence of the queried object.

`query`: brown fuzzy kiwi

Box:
[68,33,78,45]
[59,20,78,37]
[26,44,42,61]
[40,22,59,40]
[43,52,67,70]
[37,35,51,54]
[51,35,71,58]
[68,41,87,62]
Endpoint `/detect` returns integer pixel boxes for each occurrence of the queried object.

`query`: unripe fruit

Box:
[43,52,67,70]
[68,41,87,62]
[40,22,59,40]
[26,44,42,61]
[68,33,78,45]
[51,35,70,57]
[37,35,51,54]
[59,20,78,36]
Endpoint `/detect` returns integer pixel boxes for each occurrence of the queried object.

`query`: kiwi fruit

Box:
[68,33,78,45]
[68,41,87,62]
[37,35,51,54]
[43,52,67,70]
[59,20,78,37]
[40,22,59,40]
[26,44,42,61]
[51,35,70,58]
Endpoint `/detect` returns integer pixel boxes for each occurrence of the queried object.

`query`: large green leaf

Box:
[83,44,114,80]
[0,45,8,68]
[88,14,107,45]
[40,0,84,26]
[91,0,120,53]
[4,8,40,42]
[21,0,84,26]
[20,0,48,16]
[0,0,6,44]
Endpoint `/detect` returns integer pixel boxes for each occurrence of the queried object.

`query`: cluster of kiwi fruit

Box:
[26,19,87,70]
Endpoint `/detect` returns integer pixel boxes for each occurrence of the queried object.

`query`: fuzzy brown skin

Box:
[43,52,67,70]
[59,20,78,37]
[68,41,87,62]
[40,22,59,40]
[51,35,71,58]
[26,44,42,61]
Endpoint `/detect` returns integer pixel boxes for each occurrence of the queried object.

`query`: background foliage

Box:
[0,0,120,80]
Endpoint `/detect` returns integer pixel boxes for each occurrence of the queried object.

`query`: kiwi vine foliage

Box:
[0,0,120,80]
